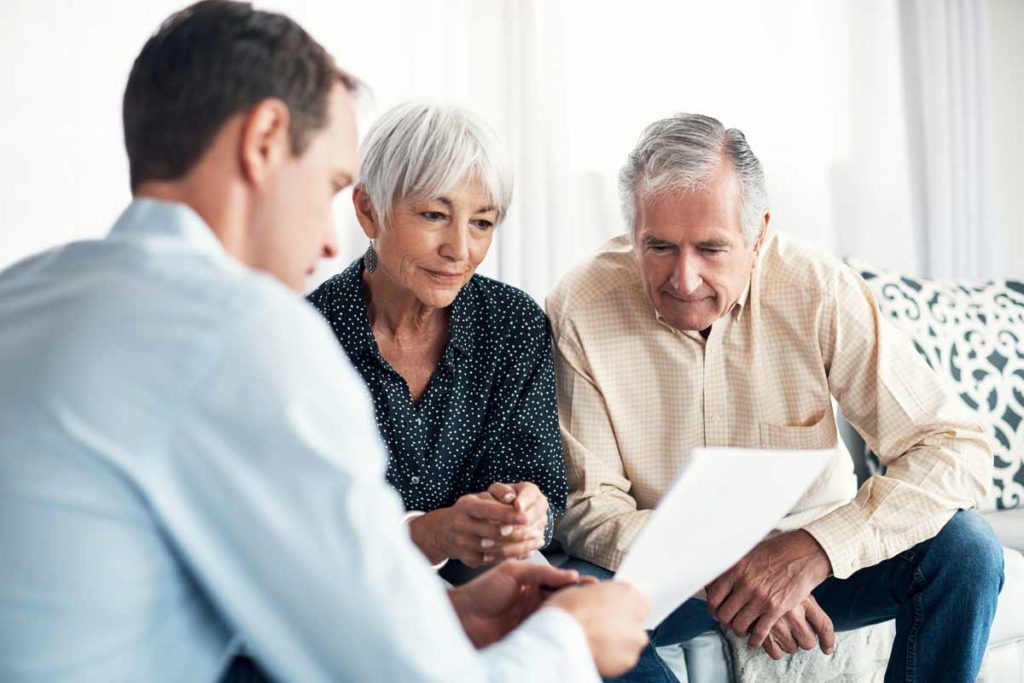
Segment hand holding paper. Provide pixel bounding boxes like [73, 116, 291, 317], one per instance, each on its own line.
[616, 448, 833, 629]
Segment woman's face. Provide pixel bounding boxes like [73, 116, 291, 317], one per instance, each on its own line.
[361, 175, 499, 308]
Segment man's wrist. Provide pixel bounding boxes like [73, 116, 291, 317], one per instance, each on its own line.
[797, 529, 833, 582]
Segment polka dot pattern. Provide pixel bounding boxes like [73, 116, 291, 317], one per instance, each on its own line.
[307, 259, 567, 543]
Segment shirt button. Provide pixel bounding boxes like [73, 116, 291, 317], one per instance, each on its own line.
[711, 414, 720, 423]
[411, 476, 420, 484]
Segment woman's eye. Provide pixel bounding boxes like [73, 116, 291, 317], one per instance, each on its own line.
[472, 219, 494, 230]
[421, 211, 447, 221]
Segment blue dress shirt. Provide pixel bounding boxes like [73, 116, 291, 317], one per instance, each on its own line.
[0, 199, 598, 682]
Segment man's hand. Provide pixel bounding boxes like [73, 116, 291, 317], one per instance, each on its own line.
[547, 580, 651, 678]
[449, 561, 591, 647]
[705, 529, 832, 651]
[487, 482, 549, 559]
[759, 596, 835, 660]
[408, 493, 531, 567]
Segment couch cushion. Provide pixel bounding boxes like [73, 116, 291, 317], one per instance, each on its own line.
[846, 260, 1024, 512]
[984, 509, 1024, 551]
[990, 548, 1024, 647]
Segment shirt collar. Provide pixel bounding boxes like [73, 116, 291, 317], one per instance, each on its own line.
[733, 278, 751, 317]
[335, 259, 379, 355]
[108, 197, 228, 259]
[447, 281, 477, 356]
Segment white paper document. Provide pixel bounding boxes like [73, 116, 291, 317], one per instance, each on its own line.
[616, 448, 833, 628]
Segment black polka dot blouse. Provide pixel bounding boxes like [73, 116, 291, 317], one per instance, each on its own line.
[307, 259, 568, 544]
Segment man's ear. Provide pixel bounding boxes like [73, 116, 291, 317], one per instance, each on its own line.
[352, 185, 381, 239]
[753, 211, 770, 255]
[239, 98, 292, 188]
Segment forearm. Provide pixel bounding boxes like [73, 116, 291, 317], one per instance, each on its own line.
[803, 440, 986, 579]
[557, 498, 651, 571]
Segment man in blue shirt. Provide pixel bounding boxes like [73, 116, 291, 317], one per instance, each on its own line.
[0, 2, 649, 681]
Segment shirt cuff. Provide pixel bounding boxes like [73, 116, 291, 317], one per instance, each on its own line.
[803, 501, 959, 580]
[484, 606, 600, 683]
[402, 510, 449, 571]
[801, 503, 873, 579]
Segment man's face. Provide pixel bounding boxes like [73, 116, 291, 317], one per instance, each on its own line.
[251, 84, 358, 292]
[634, 163, 763, 332]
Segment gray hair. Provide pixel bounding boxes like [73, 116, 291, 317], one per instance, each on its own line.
[358, 100, 513, 228]
[619, 113, 769, 244]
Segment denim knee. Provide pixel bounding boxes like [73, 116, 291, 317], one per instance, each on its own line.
[560, 556, 616, 581]
[928, 510, 1005, 595]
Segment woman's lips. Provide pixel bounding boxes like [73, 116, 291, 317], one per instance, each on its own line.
[424, 268, 466, 282]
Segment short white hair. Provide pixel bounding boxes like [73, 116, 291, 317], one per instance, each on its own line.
[619, 113, 769, 244]
[358, 100, 513, 228]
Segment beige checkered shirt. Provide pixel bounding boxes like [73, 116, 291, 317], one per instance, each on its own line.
[547, 232, 992, 579]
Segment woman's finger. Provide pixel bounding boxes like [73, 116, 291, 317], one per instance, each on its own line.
[487, 482, 517, 504]
[459, 494, 528, 525]
[491, 537, 544, 560]
[510, 482, 542, 513]
[452, 516, 506, 544]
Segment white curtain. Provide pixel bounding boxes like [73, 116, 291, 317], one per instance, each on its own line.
[899, 0, 1000, 279]
[6, 0, 995, 293]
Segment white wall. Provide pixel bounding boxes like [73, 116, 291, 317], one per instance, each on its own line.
[989, 0, 1024, 279]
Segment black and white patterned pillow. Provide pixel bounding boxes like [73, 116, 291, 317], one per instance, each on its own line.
[845, 259, 1024, 512]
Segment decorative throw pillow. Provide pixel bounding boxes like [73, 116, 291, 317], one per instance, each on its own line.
[845, 259, 1024, 512]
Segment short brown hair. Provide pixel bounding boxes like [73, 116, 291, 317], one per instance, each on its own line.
[123, 0, 358, 189]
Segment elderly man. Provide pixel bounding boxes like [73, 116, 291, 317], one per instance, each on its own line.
[548, 113, 1005, 682]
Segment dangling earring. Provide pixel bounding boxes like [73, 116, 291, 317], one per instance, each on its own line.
[363, 239, 378, 273]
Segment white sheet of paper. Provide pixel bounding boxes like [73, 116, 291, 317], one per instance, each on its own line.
[616, 447, 834, 628]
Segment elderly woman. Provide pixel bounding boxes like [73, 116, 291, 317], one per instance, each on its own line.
[307, 102, 566, 573]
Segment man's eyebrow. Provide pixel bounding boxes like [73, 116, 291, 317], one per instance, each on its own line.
[641, 235, 675, 246]
[697, 238, 731, 248]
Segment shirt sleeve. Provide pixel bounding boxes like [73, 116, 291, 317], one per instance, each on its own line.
[470, 312, 568, 546]
[142, 295, 598, 683]
[550, 317, 652, 571]
[803, 265, 993, 579]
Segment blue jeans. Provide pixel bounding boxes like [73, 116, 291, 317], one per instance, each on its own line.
[563, 510, 1005, 683]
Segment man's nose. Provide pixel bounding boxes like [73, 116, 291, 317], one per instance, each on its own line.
[671, 253, 702, 294]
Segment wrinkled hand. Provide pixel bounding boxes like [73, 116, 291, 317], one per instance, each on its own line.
[705, 530, 832, 651]
[486, 482, 549, 559]
[449, 561, 591, 647]
[409, 492, 532, 567]
[759, 596, 835, 660]
[548, 580, 651, 678]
